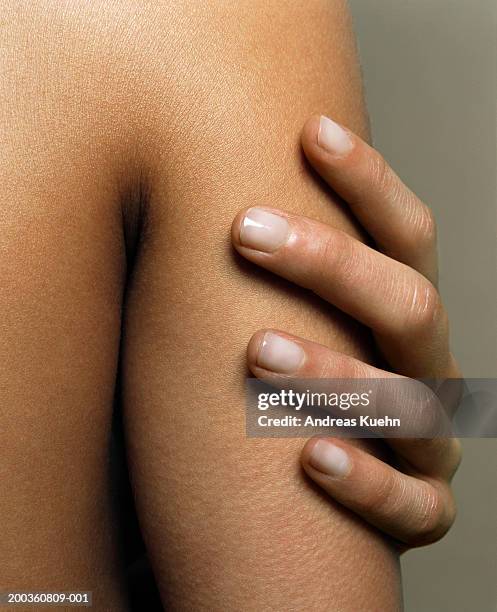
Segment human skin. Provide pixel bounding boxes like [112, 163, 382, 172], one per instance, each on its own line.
[233, 116, 461, 550]
[121, 3, 404, 610]
[0, 1, 404, 610]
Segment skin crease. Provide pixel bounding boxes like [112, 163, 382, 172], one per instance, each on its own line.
[1, 1, 401, 611]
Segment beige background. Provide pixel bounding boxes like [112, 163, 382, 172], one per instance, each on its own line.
[348, 1, 497, 610]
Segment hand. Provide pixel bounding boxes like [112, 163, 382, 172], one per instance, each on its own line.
[231, 115, 461, 549]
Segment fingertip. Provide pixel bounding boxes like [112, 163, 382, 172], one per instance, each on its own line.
[302, 114, 358, 172]
[246, 329, 267, 372]
[300, 115, 322, 156]
[231, 206, 252, 249]
[247, 329, 307, 376]
[301, 437, 352, 479]
[300, 435, 323, 467]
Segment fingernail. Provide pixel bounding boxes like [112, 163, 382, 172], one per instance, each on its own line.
[318, 116, 353, 157]
[239, 208, 289, 253]
[257, 332, 305, 373]
[309, 439, 351, 477]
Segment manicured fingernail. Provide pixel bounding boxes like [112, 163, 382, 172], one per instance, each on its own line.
[257, 332, 305, 373]
[239, 208, 289, 253]
[309, 439, 351, 477]
[318, 116, 353, 157]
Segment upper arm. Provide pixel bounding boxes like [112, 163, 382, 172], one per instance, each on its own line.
[121, 1, 401, 610]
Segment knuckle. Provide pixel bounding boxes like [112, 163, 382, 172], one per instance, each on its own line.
[402, 203, 437, 254]
[409, 486, 454, 546]
[369, 151, 437, 256]
[364, 469, 399, 517]
[406, 392, 446, 438]
[318, 353, 363, 379]
[315, 229, 357, 286]
[418, 491, 444, 537]
[369, 152, 395, 198]
[414, 204, 438, 248]
[403, 279, 445, 336]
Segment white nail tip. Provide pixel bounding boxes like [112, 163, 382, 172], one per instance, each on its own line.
[257, 332, 305, 374]
[309, 439, 351, 477]
[318, 116, 353, 157]
[239, 208, 289, 252]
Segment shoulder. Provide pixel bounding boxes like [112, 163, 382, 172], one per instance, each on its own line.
[1, 0, 366, 194]
[2, 0, 360, 124]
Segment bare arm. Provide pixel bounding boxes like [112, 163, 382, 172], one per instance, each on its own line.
[122, 1, 401, 609]
[0, 1, 402, 608]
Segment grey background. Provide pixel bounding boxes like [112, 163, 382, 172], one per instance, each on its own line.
[348, 1, 497, 610]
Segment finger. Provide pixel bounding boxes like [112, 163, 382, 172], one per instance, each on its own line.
[247, 329, 462, 479]
[301, 436, 457, 547]
[301, 115, 438, 284]
[233, 207, 451, 378]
